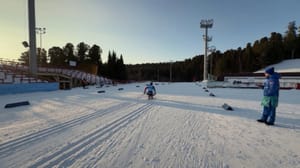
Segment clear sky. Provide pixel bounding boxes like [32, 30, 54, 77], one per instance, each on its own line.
[0, 0, 299, 64]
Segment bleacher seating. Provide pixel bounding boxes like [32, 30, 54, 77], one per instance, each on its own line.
[0, 58, 111, 88]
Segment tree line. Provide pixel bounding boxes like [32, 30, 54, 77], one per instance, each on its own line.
[19, 21, 299, 82]
[19, 42, 127, 80]
[127, 21, 300, 81]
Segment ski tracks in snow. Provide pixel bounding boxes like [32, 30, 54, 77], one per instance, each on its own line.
[198, 115, 229, 168]
[0, 102, 128, 157]
[0, 101, 154, 168]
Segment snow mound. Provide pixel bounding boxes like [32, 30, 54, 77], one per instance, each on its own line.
[256, 59, 300, 73]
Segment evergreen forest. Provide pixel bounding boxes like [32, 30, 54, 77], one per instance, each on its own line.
[18, 21, 300, 82]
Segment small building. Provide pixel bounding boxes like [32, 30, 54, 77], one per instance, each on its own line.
[224, 72, 300, 89]
[223, 59, 300, 89]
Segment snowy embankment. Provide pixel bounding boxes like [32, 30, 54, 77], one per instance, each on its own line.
[255, 59, 300, 73]
[0, 82, 299, 168]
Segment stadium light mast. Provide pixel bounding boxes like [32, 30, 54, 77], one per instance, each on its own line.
[36, 27, 46, 51]
[200, 19, 213, 81]
[36, 27, 46, 60]
[28, 0, 37, 75]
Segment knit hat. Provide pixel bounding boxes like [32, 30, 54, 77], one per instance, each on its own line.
[265, 67, 274, 75]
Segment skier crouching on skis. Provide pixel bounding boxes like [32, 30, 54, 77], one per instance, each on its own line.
[144, 82, 156, 100]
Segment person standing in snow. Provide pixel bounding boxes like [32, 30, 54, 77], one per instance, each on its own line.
[144, 82, 156, 100]
[257, 67, 280, 125]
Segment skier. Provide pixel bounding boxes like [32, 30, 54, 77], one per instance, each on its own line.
[144, 82, 156, 100]
[257, 67, 280, 125]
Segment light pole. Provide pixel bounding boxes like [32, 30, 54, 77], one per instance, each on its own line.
[36, 27, 46, 55]
[157, 69, 160, 82]
[208, 46, 216, 80]
[200, 19, 213, 81]
[169, 60, 173, 82]
[28, 0, 37, 74]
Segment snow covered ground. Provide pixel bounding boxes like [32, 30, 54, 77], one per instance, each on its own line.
[0, 82, 299, 168]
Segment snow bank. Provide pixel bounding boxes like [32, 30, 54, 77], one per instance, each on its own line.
[256, 59, 300, 73]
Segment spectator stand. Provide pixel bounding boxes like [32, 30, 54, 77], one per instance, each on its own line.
[0, 58, 112, 89]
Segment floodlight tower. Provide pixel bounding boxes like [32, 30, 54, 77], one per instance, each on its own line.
[200, 19, 213, 81]
[36, 27, 46, 51]
[36, 27, 46, 60]
[28, 0, 37, 75]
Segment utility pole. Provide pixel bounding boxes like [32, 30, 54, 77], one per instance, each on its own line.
[169, 61, 173, 82]
[209, 46, 216, 80]
[157, 69, 160, 82]
[200, 19, 213, 81]
[28, 0, 37, 75]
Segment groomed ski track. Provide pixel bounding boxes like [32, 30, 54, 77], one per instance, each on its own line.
[0, 83, 299, 168]
[0, 98, 154, 168]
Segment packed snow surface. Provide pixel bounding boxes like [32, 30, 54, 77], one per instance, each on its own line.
[0, 82, 299, 168]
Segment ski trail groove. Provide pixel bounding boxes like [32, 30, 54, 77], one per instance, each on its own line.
[0, 102, 132, 158]
[28, 103, 153, 168]
[87, 105, 155, 168]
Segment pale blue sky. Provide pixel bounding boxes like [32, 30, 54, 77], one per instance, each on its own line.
[0, 0, 299, 64]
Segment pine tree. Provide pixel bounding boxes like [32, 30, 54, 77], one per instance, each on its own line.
[63, 43, 76, 63]
[284, 21, 297, 59]
[77, 42, 90, 63]
[48, 46, 65, 66]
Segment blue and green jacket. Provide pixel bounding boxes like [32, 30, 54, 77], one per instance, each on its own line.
[261, 72, 280, 107]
